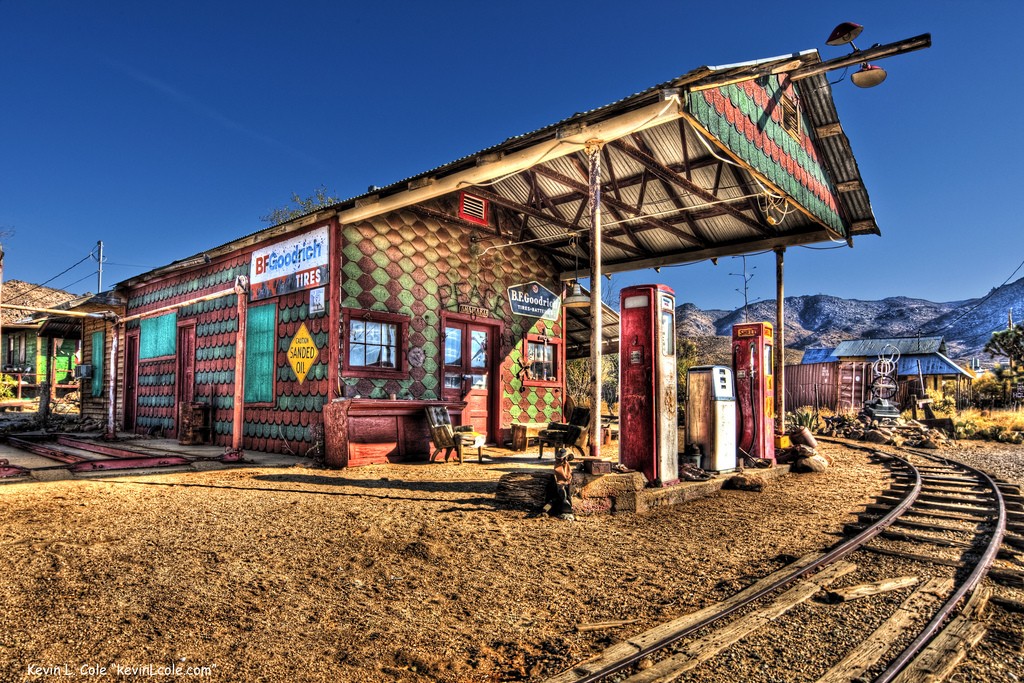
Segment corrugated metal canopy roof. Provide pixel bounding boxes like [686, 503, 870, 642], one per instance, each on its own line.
[116, 47, 920, 366]
[32, 292, 125, 340]
[122, 47, 890, 290]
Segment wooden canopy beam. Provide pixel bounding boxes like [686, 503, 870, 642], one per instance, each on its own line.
[566, 155, 649, 256]
[532, 165, 704, 247]
[630, 133, 713, 246]
[563, 227, 842, 279]
[608, 139, 771, 236]
[465, 186, 648, 258]
[542, 156, 721, 209]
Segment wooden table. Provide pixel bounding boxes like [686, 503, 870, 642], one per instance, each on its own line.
[510, 422, 548, 452]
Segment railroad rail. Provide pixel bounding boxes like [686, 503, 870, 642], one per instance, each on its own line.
[0, 434, 245, 478]
[545, 439, 1008, 683]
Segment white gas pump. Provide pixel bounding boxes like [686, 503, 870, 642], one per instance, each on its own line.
[685, 365, 737, 472]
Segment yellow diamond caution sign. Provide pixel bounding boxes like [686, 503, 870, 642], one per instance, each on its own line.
[287, 323, 319, 383]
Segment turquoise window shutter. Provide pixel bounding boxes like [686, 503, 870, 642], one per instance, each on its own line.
[140, 313, 177, 359]
[244, 305, 275, 403]
[91, 331, 104, 397]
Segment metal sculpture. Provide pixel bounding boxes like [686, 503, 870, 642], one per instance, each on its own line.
[864, 344, 901, 420]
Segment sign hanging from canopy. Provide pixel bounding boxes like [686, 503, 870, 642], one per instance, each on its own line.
[507, 281, 560, 321]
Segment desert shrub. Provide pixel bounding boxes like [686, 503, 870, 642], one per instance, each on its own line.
[0, 374, 14, 400]
[983, 425, 1006, 441]
[786, 406, 819, 432]
[955, 419, 979, 439]
[949, 408, 1024, 442]
[926, 389, 956, 415]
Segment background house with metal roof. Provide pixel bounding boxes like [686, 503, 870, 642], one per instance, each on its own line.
[32, 292, 126, 424]
[830, 336, 973, 391]
[790, 336, 973, 413]
[110, 41, 921, 462]
[0, 281, 80, 401]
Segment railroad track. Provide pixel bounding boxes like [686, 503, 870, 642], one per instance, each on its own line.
[544, 439, 1012, 683]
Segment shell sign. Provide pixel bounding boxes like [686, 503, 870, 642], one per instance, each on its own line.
[287, 323, 319, 383]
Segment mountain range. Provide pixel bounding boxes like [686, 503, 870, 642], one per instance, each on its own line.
[676, 276, 1024, 362]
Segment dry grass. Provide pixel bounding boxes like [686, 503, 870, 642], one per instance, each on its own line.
[958, 408, 1024, 432]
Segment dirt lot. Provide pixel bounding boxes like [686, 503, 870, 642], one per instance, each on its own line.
[0, 440, 1020, 682]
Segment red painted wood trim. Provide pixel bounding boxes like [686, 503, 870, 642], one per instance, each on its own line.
[328, 217, 341, 400]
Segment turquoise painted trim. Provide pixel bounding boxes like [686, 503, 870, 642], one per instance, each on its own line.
[244, 304, 276, 403]
[91, 331, 104, 397]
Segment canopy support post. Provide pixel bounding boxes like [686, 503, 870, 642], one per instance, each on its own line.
[586, 139, 604, 458]
[775, 246, 785, 434]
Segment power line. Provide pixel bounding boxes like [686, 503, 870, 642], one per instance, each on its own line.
[921, 256, 1024, 336]
[18, 250, 96, 305]
[104, 261, 155, 268]
[56, 271, 102, 292]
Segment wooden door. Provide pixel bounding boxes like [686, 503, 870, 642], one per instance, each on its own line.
[442, 320, 493, 440]
[176, 324, 196, 436]
[124, 332, 139, 432]
[838, 361, 868, 414]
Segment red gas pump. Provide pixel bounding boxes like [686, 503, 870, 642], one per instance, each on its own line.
[619, 284, 678, 486]
[732, 322, 775, 463]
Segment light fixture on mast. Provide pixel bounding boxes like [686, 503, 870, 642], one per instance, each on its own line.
[826, 21, 888, 88]
[562, 232, 591, 309]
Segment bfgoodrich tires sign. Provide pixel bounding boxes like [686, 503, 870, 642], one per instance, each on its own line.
[249, 225, 330, 301]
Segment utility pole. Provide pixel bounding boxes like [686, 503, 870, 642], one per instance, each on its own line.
[96, 241, 104, 293]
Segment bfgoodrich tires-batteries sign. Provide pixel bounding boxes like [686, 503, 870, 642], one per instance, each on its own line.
[249, 226, 330, 301]
[507, 281, 560, 321]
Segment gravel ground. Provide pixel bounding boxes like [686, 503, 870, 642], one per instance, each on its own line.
[0, 438, 1021, 682]
[939, 441, 1024, 683]
[943, 441, 1024, 485]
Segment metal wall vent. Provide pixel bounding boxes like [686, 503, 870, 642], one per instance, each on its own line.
[458, 192, 489, 226]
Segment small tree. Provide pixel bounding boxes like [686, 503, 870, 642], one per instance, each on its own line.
[676, 336, 698, 419]
[0, 374, 14, 400]
[676, 337, 698, 387]
[565, 354, 619, 410]
[260, 185, 340, 225]
[974, 371, 1009, 408]
[985, 324, 1024, 371]
[565, 358, 591, 406]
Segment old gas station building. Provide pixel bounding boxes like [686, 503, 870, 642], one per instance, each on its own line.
[99, 42, 923, 465]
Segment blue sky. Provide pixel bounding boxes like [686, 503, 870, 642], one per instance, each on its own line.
[2, 1, 1021, 311]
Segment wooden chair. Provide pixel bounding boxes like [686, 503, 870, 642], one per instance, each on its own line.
[424, 405, 486, 464]
[538, 407, 591, 459]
